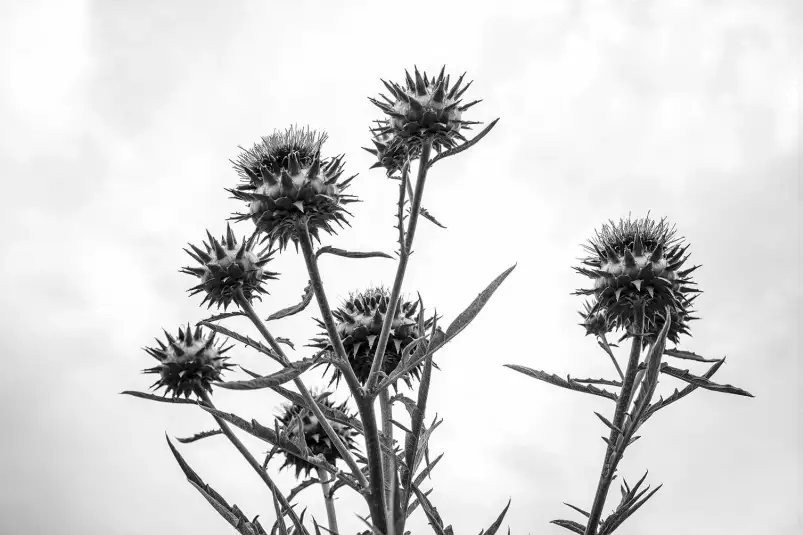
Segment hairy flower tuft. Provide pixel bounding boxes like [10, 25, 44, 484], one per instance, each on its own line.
[574, 215, 701, 345]
[311, 287, 430, 388]
[366, 66, 482, 172]
[275, 391, 359, 479]
[181, 223, 278, 309]
[229, 126, 359, 250]
[143, 324, 234, 398]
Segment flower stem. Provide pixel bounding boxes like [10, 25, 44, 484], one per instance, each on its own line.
[295, 227, 388, 531]
[379, 388, 394, 503]
[199, 391, 305, 532]
[584, 309, 645, 535]
[365, 138, 433, 394]
[316, 466, 339, 535]
[233, 288, 368, 489]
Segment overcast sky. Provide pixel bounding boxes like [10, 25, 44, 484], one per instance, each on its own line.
[0, 1, 799, 534]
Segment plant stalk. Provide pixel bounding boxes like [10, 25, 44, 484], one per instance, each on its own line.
[199, 391, 305, 533]
[365, 138, 433, 393]
[584, 309, 645, 535]
[296, 227, 388, 531]
[379, 388, 394, 504]
[234, 288, 368, 489]
[316, 466, 339, 535]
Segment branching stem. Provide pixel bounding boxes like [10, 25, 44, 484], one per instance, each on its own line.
[234, 288, 368, 490]
[317, 466, 339, 535]
[296, 227, 388, 531]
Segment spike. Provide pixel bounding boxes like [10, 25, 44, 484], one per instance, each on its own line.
[260, 166, 279, 186]
[633, 232, 644, 256]
[447, 72, 466, 99]
[189, 243, 212, 263]
[414, 66, 426, 96]
[225, 224, 236, 249]
[624, 249, 637, 267]
[649, 243, 664, 262]
[404, 69, 415, 90]
[604, 244, 620, 264]
[280, 169, 295, 191]
[288, 152, 301, 175]
[211, 236, 227, 261]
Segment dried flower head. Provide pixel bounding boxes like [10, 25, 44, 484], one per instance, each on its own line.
[311, 287, 429, 388]
[143, 324, 234, 398]
[181, 224, 278, 309]
[275, 391, 358, 479]
[367, 66, 481, 168]
[574, 215, 701, 345]
[229, 126, 358, 250]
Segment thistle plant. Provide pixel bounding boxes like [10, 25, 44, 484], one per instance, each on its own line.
[123, 66, 751, 535]
[507, 215, 753, 535]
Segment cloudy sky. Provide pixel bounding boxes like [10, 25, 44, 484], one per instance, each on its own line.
[0, 1, 799, 534]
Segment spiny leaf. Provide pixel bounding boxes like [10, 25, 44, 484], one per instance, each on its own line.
[267, 282, 313, 321]
[550, 519, 586, 534]
[165, 435, 267, 535]
[563, 502, 591, 518]
[216, 359, 316, 390]
[315, 246, 393, 260]
[177, 429, 223, 444]
[643, 358, 726, 420]
[427, 118, 500, 169]
[413, 453, 444, 488]
[659, 364, 754, 397]
[599, 484, 663, 535]
[198, 311, 246, 323]
[198, 321, 283, 363]
[664, 348, 719, 363]
[503, 365, 618, 402]
[412, 486, 447, 535]
[593, 412, 623, 435]
[120, 390, 202, 405]
[479, 499, 511, 535]
[406, 488, 433, 519]
[443, 264, 516, 343]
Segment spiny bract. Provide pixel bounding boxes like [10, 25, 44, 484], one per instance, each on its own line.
[366, 66, 482, 171]
[229, 126, 358, 250]
[311, 287, 428, 388]
[181, 223, 278, 309]
[275, 391, 358, 479]
[574, 216, 701, 345]
[579, 300, 611, 338]
[143, 324, 234, 398]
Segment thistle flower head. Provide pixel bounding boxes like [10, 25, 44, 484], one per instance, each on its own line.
[275, 390, 358, 479]
[574, 215, 701, 345]
[181, 224, 278, 309]
[143, 324, 234, 398]
[229, 126, 358, 250]
[579, 300, 611, 338]
[311, 287, 430, 388]
[367, 66, 482, 171]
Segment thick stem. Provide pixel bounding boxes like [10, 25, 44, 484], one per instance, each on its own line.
[584, 310, 645, 535]
[317, 466, 339, 535]
[199, 391, 305, 532]
[296, 228, 387, 531]
[379, 389, 394, 503]
[366, 139, 433, 393]
[234, 288, 368, 489]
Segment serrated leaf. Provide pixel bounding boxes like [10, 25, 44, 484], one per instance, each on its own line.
[216, 359, 315, 390]
[479, 499, 511, 535]
[315, 246, 393, 260]
[198, 321, 282, 363]
[643, 358, 726, 420]
[664, 348, 719, 363]
[177, 429, 223, 444]
[599, 484, 662, 535]
[412, 486, 447, 535]
[443, 264, 516, 344]
[659, 364, 753, 397]
[120, 390, 201, 405]
[198, 311, 246, 323]
[503, 365, 618, 402]
[165, 435, 268, 535]
[549, 519, 586, 534]
[427, 118, 500, 169]
[267, 282, 314, 321]
[412, 453, 444, 488]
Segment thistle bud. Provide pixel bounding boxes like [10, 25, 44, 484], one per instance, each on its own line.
[275, 390, 358, 479]
[574, 216, 700, 345]
[229, 126, 358, 250]
[143, 324, 234, 399]
[368, 66, 482, 165]
[311, 288, 430, 388]
[181, 224, 278, 309]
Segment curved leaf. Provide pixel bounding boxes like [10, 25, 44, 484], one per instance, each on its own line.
[504, 365, 618, 402]
[267, 283, 313, 321]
